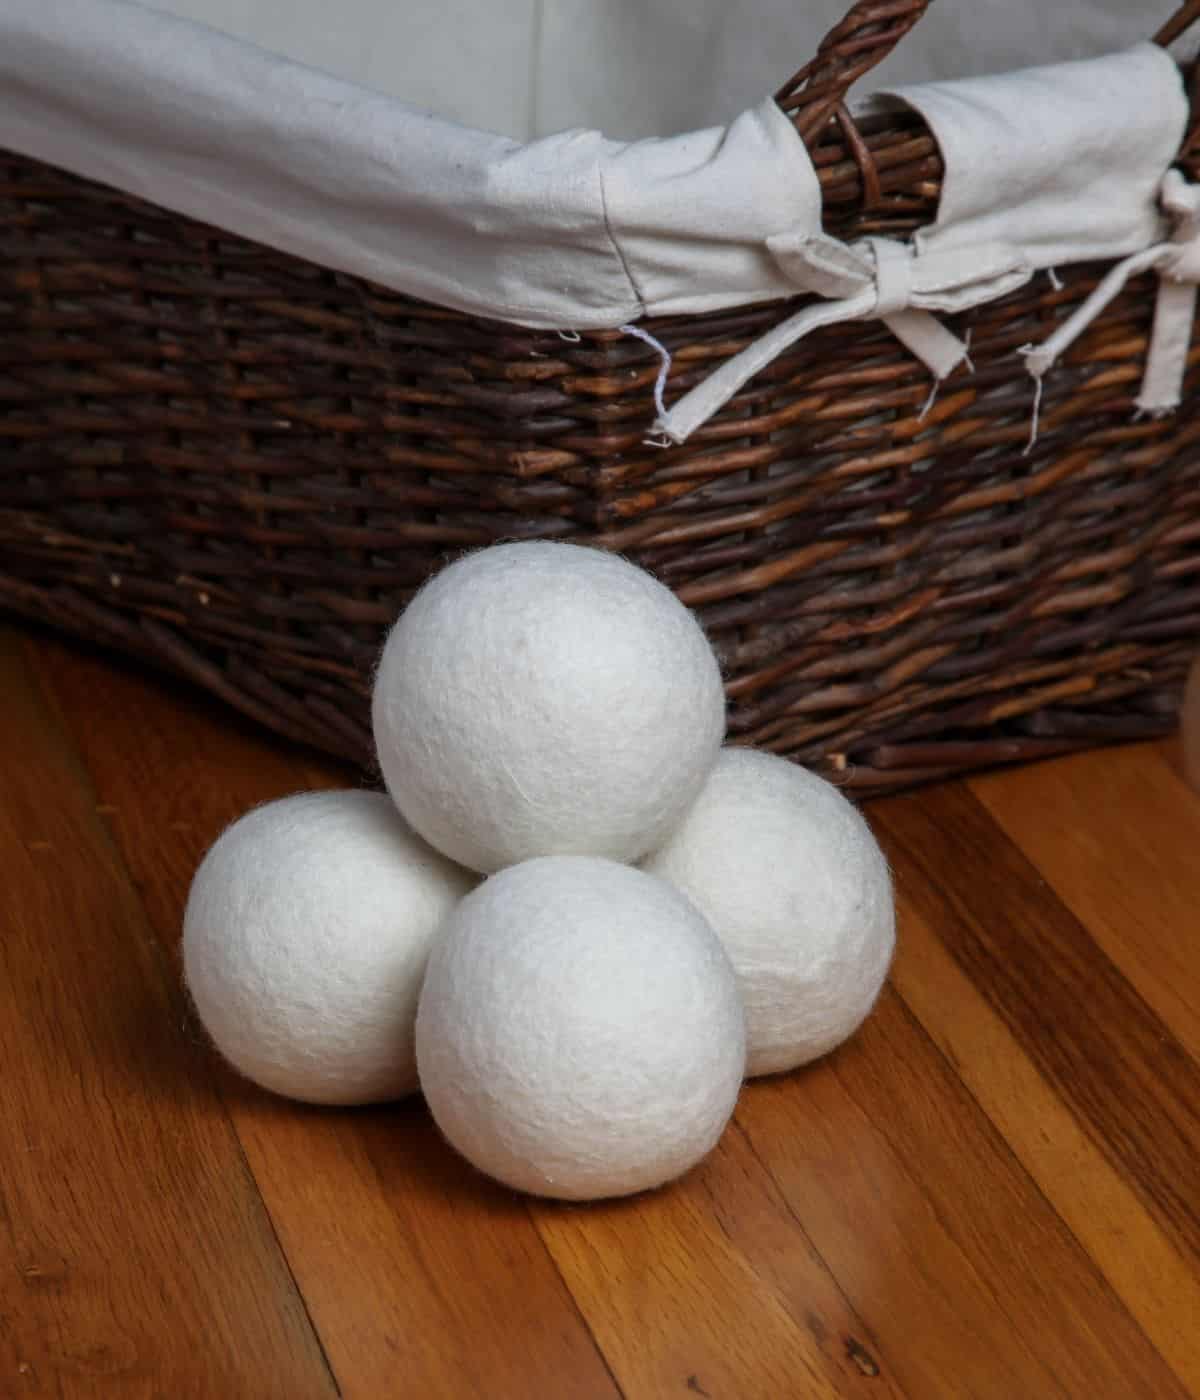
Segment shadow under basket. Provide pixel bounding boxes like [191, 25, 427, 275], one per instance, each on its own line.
[3, 1, 1200, 795]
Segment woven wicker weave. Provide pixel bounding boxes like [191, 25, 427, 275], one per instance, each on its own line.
[3, 0, 1200, 792]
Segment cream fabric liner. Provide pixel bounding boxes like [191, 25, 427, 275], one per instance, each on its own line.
[1, 0, 821, 328]
[150, 0, 1179, 142]
[649, 43, 1191, 440]
[0, 0, 1189, 349]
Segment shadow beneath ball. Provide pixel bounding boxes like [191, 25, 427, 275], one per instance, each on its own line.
[84, 961, 236, 1119]
[210, 1081, 538, 1220]
[353, 1096, 537, 1219]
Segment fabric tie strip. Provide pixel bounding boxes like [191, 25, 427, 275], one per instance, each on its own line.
[644, 169, 1200, 448]
[1022, 169, 1200, 423]
[650, 233, 1032, 445]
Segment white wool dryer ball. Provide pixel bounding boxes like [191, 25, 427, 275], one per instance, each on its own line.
[416, 856, 745, 1201]
[643, 748, 895, 1077]
[371, 541, 726, 874]
[183, 790, 475, 1105]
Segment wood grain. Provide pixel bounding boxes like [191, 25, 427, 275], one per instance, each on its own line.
[0, 629, 335, 1398]
[32, 635, 619, 1400]
[887, 875, 1200, 1392]
[970, 744, 1200, 1062]
[532, 1126, 906, 1400]
[31, 638, 914, 1400]
[10, 628, 1200, 1398]
[874, 783, 1200, 1274]
[735, 984, 1190, 1400]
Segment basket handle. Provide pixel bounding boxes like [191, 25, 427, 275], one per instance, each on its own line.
[1157, 2, 1200, 49]
[780, 0, 1200, 134]
[782, 0, 1200, 230]
[775, 1, 932, 143]
[1157, 3, 1200, 179]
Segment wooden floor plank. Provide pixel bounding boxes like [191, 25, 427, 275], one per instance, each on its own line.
[38, 638, 906, 1398]
[970, 743, 1200, 1062]
[873, 783, 1200, 1276]
[0, 630, 336, 1399]
[734, 983, 1191, 1400]
[21, 629, 1200, 1399]
[32, 636, 621, 1400]
[531, 1119, 909, 1400]
[886, 873, 1200, 1392]
[223, 1089, 623, 1400]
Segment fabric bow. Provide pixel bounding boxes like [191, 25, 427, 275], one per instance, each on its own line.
[1023, 169, 1200, 423]
[650, 232, 1032, 444]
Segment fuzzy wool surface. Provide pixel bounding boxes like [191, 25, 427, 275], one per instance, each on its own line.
[183, 790, 475, 1105]
[371, 541, 726, 874]
[415, 856, 745, 1201]
[643, 749, 895, 1077]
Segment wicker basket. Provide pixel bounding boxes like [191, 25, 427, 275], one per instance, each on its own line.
[3, 0, 1200, 794]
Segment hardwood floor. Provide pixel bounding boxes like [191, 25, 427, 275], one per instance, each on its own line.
[3, 621, 1198, 1399]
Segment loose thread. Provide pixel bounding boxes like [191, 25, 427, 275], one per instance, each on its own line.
[962, 327, 976, 375]
[921, 327, 976, 423]
[1047, 267, 1065, 292]
[557, 328, 581, 343]
[1025, 372, 1044, 455]
[619, 323, 673, 423]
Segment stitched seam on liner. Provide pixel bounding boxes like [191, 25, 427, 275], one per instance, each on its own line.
[598, 159, 648, 319]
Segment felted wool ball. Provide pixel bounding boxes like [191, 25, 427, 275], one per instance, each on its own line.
[183, 790, 475, 1105]
[643, 748, 894, 1077]
[415, 856, 745, 1201]
[371, 541, 726, 874]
